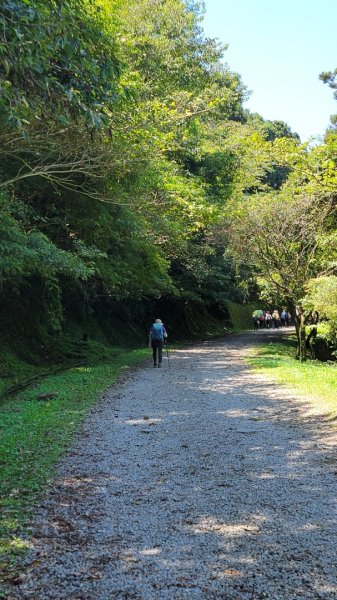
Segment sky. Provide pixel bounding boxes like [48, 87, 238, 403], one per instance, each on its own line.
[202, 0, 337, 141]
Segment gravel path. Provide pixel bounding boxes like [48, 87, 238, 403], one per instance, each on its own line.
[4, 331, 337, 600]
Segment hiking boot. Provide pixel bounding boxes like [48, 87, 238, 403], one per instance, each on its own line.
[158, 363, 162, 368]
[153, 362, 157, 368]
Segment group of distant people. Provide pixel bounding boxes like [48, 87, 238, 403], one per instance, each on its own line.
[252, 309, 291, 331]
[149, 309, 293, 368]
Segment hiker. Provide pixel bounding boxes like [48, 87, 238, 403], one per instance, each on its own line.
[259, 313, 265, 328]
[252, 309, 263, 330]
[264, 310, 272, 328]
[149, 318, 168, 368]
[272, 309, 280, 329]
[281, 309, 288, 326]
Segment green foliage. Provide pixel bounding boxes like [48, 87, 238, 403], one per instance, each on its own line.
[0, 200, 96, 283]
[228, 191, 329, 304]
[226, 301, 260, 331]
[319, 68, 337, 127]
[246, 113, 300, 142]
[0, 348, 47, 396]
[0, 0, 314, 369]
[0, 0, 122, 130]
[303, 276, 337, 343]
[6, 0, 337, 577]
[304, 276, 337, 322]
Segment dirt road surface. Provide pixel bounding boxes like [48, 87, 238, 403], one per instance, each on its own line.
[3, 331, 337, 600]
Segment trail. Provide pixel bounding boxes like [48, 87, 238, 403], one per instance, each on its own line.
[4, 331, 337, 600]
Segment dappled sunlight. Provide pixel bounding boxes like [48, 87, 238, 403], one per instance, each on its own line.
[0, 535, 31, 556]
[317, 583, 337, 595]
[101, 501, 337, 595]
[10, 537, 31, 551]
[190, 515, 263, 537]
[124, 418, 162, 426]
[140, 547, 162, 556]
[217, 409, 252, 418]
[297, 522, 322, 532]
[254, 471, 277, 480]
[198, 359, 232, 368]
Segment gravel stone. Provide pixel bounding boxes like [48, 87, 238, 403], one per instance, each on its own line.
[2, 330, 337, 599]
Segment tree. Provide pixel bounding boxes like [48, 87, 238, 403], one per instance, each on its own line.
[320, 68, 337, 128]
[304, 276, 337, 341]
[227, 190, 334, 360]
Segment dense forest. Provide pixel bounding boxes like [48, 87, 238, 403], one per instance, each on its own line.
[1, 0, 337, 371]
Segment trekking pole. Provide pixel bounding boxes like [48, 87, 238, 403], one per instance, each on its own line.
[165, 342, 170, 368]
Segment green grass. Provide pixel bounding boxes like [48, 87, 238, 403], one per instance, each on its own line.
[0, 345, 148, 582]
[0, 336, 129, 398]
[245, 337, 337, 418]
[226, 301, 259, 332]
[0, 348, 49, 397]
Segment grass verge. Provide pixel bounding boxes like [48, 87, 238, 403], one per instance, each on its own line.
[0, 344, 148, 584]
[245, 336, 337, 419]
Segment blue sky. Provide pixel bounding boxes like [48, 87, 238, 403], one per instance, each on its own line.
[202, 0, 337, 141]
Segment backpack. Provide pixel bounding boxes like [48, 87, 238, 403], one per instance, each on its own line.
[151, 323, 164, 341]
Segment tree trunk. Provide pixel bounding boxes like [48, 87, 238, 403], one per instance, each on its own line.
[306, 326, 317, 359]
[293, 307, 306, 362]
